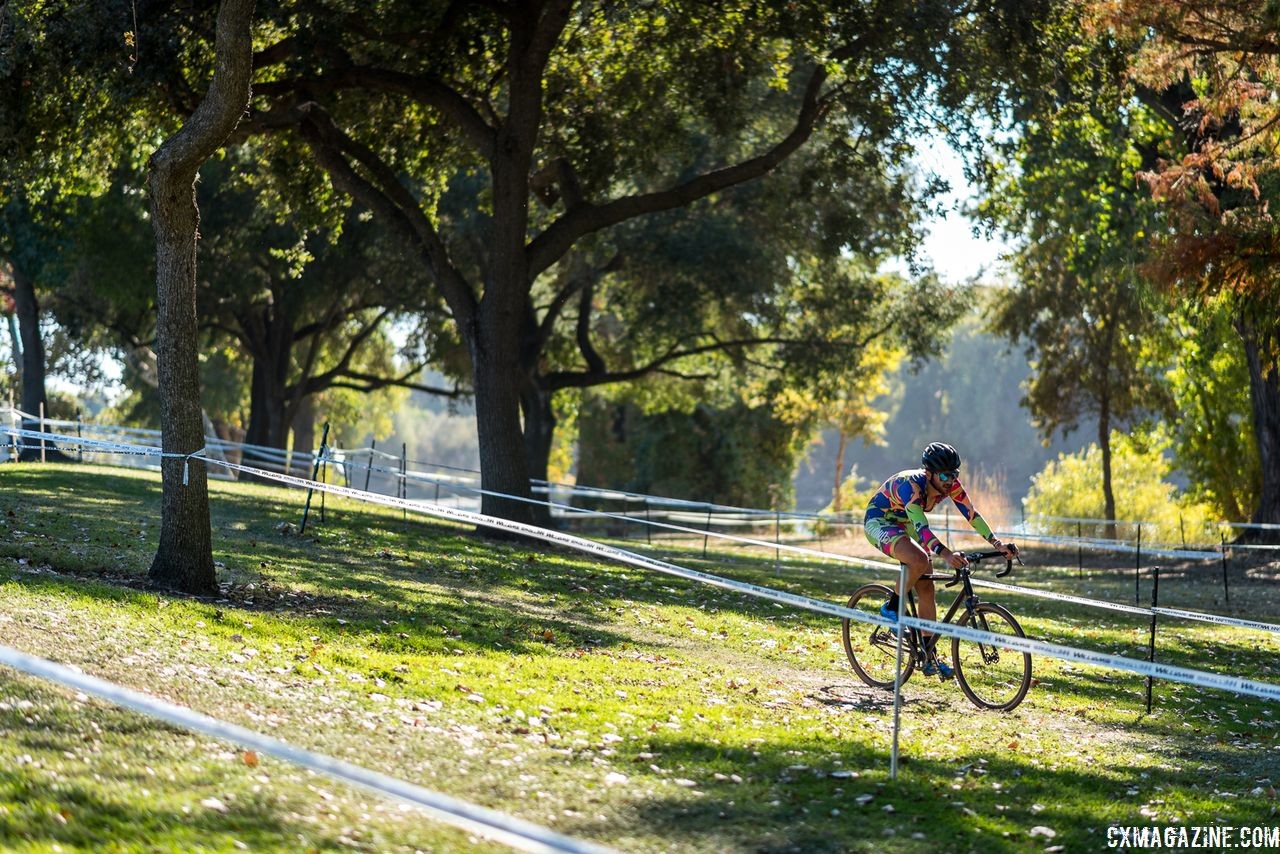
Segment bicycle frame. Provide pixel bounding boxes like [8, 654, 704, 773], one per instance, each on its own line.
[897, 551, 1013, 662]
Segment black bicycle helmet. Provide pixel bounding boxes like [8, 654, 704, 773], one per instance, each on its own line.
[921, 442, 961, 473]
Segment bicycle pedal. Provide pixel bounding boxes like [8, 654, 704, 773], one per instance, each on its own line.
[921, 660, 954, 680]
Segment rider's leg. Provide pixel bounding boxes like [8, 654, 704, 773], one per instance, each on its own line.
[891, 537, 937, 638]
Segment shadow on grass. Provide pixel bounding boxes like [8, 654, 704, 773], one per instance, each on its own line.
[6, 466, 1275, 712]
[812, 683, 952, 714]
[562, 731, 1273, 853]
[0, 465, 1014, 643]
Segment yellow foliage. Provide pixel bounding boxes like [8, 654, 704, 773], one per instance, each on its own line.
[1025, 430, 1222, 546]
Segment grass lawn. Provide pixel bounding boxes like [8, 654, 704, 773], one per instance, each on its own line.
[0, 462, 1277, 852]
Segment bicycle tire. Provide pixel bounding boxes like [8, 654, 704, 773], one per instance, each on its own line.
[842, 583, 915, 690]
[951, 602, 1032, 711]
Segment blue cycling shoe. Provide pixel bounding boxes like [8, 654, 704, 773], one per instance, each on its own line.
[922, 658, 955, 680]
[878, 602, 899, 635]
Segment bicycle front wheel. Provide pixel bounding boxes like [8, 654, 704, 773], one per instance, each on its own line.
[952, 603, 1032, 711]
[842, 583, 915, 690]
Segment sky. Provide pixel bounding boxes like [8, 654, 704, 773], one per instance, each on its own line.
[905, 136, 1013, 285]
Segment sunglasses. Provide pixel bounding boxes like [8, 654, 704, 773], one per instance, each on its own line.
[936, 470, 959, 483]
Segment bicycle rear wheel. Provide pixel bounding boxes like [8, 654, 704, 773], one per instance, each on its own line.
[951, 603, 1032, 711]
[842, 584, 915, 690]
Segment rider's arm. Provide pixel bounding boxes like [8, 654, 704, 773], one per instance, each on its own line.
[949, 481, 1015, 554]
[903, 501, 946, 555]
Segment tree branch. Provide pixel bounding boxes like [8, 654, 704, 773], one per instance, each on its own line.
[254, 67, 496, 157]
[147, 0, 256, 181]
[525, 0, 573, 81]
[337, 67, 496, 157]
[299, 307, 392, 395]
[1166, 32, 1280, 56]
[203, 319, 253, 350]
[292, 293, 347, 399]
[526, 65, 833, 278]
[323, 369, 472, 398]
[537, 251, 621, 347]
[291, 300, 374, 342]
[529, 156, 586, 210]
[542, 335, 811, 391]
[574, 274, 605, 375]
[298, 108, 478, 326]
[252, 37, 295, 69]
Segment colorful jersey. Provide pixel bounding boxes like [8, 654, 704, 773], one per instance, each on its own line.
[864, 469, 994, 555]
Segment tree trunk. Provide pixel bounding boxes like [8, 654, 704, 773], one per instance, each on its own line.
[242, 337, 292, 479]
[10, 259, 70, 462]
[471, 320, 535, 526]
[1238, 314, 1280, 541]
[145, 0, 256, 594]
[470, 37, 541, 528]
[291, 393, 316, 476]
[832, 431, 848, 514]
[521, 384, 556, 527]
[1099, 392, 1117, 541]
[244, 356, 271, 445]
[149, 166, 219, 592]
[11, 260, 47, 432]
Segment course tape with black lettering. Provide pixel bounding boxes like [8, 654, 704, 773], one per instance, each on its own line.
[1151, 607, 1280, 634]
[970, 580, 1280, 635]
[391, 471, 1280, 635]
[7, 428, 1280, 697]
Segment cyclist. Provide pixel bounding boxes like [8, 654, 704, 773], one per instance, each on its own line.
[863, 442, 1017, 679]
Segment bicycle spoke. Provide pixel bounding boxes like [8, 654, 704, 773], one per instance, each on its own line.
[952, 604, 1031, 711]
[842, 584, 915, 690]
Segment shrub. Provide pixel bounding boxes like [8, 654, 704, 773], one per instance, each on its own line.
[1024, 430, 1222, 546]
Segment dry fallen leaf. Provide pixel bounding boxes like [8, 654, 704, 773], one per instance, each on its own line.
[201, 797, 229, 813]
[242, 750, 259, 768]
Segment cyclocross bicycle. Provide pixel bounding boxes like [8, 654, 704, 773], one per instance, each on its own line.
[841, 549, 1033, 711]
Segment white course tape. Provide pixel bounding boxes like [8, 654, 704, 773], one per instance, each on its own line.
[1152, 607, 1280, 635]
[964, 568, 1280, 635]
[2, 428, 196, 469]
[0, 430, 1250, 604]
[1223, 521, 1280, 531]
[40, 432, 1280, 699]
[1028, 513, 1145, 527]
[1011, 530, 1218, 560]
[0, 429, 1263, 633]
[969, 578, 1154, 617]
[426, 474, 1260, 645]
[0, 646, 613, 853]
[898, 615, 1280, 701]
[1219, 542, 1280, 552]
